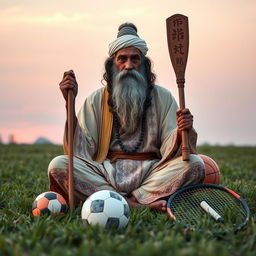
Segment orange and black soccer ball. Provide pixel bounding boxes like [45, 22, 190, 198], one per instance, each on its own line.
[32, 191, 68, 216]
[200, 154, 221, 185]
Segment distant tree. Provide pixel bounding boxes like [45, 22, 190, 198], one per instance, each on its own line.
[0, 134, 3, 144]
[8, 134, 16, 144]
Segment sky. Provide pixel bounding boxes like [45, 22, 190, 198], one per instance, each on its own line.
[0, 0, 255, 145]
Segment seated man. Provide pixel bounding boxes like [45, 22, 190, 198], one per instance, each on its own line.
[48, 22, 205, 211]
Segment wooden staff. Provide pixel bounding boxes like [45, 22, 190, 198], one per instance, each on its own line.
[67, 89, 74, 211]
[166, 14, 190, 161]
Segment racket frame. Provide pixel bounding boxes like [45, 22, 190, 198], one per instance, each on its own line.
[167, 184, 250, 233]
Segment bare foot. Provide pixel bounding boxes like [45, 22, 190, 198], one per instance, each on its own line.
[148, 200, 167, 212]
[125, 196, 167, 212]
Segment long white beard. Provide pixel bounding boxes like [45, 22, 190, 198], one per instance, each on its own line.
[112, 67, 148, 134]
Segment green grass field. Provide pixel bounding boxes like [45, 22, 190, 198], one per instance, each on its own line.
[0, 144, 255, 256]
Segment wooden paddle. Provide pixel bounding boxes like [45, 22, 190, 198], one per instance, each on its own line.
[67, 89, 74, 211]
[166, 14, 190, 161]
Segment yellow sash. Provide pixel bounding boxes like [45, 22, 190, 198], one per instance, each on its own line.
[93, 87, 113, 163]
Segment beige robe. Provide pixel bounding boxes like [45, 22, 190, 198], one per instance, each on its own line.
[65, 85, 197, 160]
[49, 85, 204, 204]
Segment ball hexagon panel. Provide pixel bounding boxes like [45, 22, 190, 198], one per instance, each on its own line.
[121, 196, 128, 204]
[37, 197, 49, 210]
[48, 199, 62, 213]
[32, 200, 37, 210]
[88, 212, 108, 226]
[104, 197, 124, 217]
[89, 190, 111, 201]
[57, 194, 66, 204]
[81, 199, 92, 219]
[35, 192, 46, 201]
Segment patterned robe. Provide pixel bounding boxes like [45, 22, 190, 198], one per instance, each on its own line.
[48, 85, 205, 204]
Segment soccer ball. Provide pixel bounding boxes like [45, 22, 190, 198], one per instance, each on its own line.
[81, 190, 130, 229]
[32, 191, 68, 216]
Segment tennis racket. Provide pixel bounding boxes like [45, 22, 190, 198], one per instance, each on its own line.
[167, 184, 250, 233]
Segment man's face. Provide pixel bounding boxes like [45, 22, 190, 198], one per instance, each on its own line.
[114, 47, 142, 72]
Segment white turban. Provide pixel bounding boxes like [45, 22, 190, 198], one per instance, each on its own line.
[108, 23, 148, 56]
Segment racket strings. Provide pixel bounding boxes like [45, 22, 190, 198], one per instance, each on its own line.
[169, 187, 246, 228]
[204, 189, 246, 220]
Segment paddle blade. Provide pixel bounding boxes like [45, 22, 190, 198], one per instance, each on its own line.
[166, 14, 189, 84]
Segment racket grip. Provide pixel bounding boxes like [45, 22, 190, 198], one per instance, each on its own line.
[200, 201, 224, 223]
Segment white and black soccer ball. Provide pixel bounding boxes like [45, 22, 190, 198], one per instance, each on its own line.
[81, 190, 130, 229]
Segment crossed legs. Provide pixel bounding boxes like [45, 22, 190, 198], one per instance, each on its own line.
[48, 154, 205, 211]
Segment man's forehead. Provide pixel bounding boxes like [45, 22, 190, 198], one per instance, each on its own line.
[115, 47, 141, 56]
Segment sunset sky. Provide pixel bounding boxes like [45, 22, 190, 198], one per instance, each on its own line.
[1, 0, 255, 145]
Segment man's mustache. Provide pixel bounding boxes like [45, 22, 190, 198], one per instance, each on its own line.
[115, 70, 141, 82]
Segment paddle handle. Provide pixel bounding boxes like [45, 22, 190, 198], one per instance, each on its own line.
[178, 86, 190, 161]
[67, 89, 74, 211]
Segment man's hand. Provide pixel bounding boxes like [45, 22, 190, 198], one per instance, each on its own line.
[176, 108, 193, 132]
[59, 70, 78, 101]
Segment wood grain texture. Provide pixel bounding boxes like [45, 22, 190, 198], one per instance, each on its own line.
[166, 14, 190, 161]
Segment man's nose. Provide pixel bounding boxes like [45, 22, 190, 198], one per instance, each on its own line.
[124, 59, 134, 70]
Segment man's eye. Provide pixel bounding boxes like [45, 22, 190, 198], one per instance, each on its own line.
[118, 56, 126, 61]
[131, 55, 141, 62]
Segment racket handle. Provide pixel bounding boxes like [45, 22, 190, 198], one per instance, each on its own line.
[200, 201, 224, 223]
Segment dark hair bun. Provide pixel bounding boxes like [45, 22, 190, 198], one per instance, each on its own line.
[117, 22, 138, 37]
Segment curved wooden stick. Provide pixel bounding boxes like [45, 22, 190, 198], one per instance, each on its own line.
[166, 14, 190, 161]
[67, 89, 74, 211]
